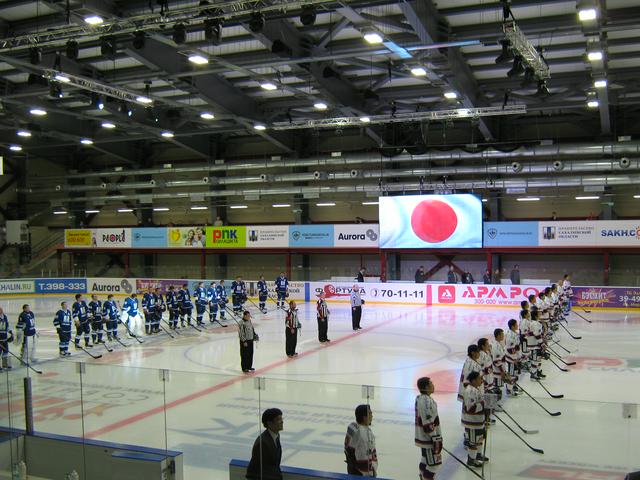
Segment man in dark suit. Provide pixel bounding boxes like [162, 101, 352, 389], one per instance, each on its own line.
[356, 267, 366, 283]
[246, 408, 284, 480]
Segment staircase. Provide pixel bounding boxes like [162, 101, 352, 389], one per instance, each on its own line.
[21, 230, 65, 275]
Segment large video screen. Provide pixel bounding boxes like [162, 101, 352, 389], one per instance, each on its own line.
[379, 194, 482, 249]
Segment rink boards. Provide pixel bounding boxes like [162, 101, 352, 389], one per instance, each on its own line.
[0, 277, 638, 310]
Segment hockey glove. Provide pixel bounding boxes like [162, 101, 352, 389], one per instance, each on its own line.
[432, 435, 443, 455]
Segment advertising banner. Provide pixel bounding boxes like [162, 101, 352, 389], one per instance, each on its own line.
[483, 221, 539, 247]
[426, 283, 544, 307]
[573, 286, 640, 309]
[87, 278, 136, 295]
[206, 226, 247, 248]
[538, 221, 597, 246]
[136, 278, 184, 292]
[0, 280, 34, 294]
[333, 224, 379, 248]
[93, 228, 132, 248]
[379, 194, 482, 249]
[308, 281, 427, 305]
[35, 278, 87, 294]
[64, 229, 93, 248]
[246, 225, 289, 248]
[288, 225, 334, 247]
[594, 221, 640, 246]
[132, 228, 167, 248]
[167, 226, 207, 248]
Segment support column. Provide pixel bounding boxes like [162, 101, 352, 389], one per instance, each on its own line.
[286, 253, 292, 279]
[486, 252, 492, 277]
[123, 252, 130, 277]
[394, 254, 401, 281]
[380, 251, 387, 282]
[603, 251, 610, 286]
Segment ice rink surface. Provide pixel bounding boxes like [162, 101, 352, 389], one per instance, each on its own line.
[1, 295, 639, 479]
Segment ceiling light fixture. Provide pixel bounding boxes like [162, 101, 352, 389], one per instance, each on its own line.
[575, 196, 600, 200]
[516, 197, 540, 202]
[101, 122, 116, 129]
[190, 206, 208, 210]
[362, 201, 379, 205]
[188, 54, 209, 65]
[482, 199, 488, 203]
[594, 79, 607, 88]
[17, 130, 31, 137]
[29, 108, 47, 116]
[53, 209, 67, 215]
[136, 96, 153, 104]
[314, 102, 328, 110]
[80, 138, 94, 145]
[316, 202, 336, 207]
[260, 82, 278, 91]
[300, 5, 317, 26]
[54, 73, 71, 83]
[84, 15, 104, 25]
[229, 205, 248, 209]
[360, 116, 371, 123]
[578, 8, 597, 21]
[272, 203, 291, 208]
[363, 32, 383, 44]
[634, 195, 640, 199]
[161, 131, 175, 138]
[587, 99, 599, 108]
[411, 67, 427, 76]
[444, 91, 458, 99]
[9, 145, 22, 152]
[587, 50, 603, 61]
[117, 208, 133, 213]
[153, 207, 170, 212]
[85, 209, 100, 214]
[254, 124, 266, 131]
[200, 112, 215, 120]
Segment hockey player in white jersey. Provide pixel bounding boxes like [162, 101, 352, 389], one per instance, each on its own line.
[415, 377, 443, 480]
[490, 328, 509, 400]
[477, 338, 493, 393]
[344, 404, 378, 477]
[458, 345, 482, 401]
[519, 309, 531, 372]
[504, 319, 521, 396]
[461, 371, 488, 468]
[528, 307, 546, 380]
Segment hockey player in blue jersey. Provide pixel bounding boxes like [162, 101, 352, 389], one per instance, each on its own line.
[0, 307, 14, 369]
[72, 294, 92, 348]
[153, 287, 165, 333]
[142, 287, 157, 335]
[103, 295, 119, 340]
[257, 275, 268, 313]
[178, 283, 193, 326]
[54, 301, 73, 356]
[16, 304, 37, 364]
[275, 272, 289, 309]
[231, 276, 247, 315]
[166, 286, 179, 329]
[122, 293, 141, 337]
[206, 282, 218, 323]
[88, 294, 105, 344]
[194, 282, 208, 326]
[216, 280, 228, 322]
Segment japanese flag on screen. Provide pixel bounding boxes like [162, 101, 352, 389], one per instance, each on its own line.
[379, 194, 482, 248]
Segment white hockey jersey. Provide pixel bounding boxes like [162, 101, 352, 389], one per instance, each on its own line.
[415, 394, 442, 447]
[490, 339, 507, 376]
[458, 357, 482, 401]
[505, 329, 521, 363]
[344, 422, 377, 477]
[461, 385, 485, 428]
[528, 319, 543, 347]
[478, 350, 493, 388]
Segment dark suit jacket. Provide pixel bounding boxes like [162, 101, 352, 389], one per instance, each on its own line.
[246, 430, 282, 480]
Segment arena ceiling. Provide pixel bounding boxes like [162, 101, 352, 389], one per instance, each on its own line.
[1, 0, 639, 215]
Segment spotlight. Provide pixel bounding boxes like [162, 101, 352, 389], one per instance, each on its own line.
[410, 67, 427, 76]
[587, 50, 603, 61]
[594, 79, 607, 88]
[101, 122, 116, 129]
[9, 145, 22, 152]
[271, 39, 292, 56]
[249, 12, 265, 33]
[173, 23, 187, 44]
[204, 18, 222, 43]
[29, 46, 42, 65]
[92, 93, 104, 110]
[260, 82, 277, 91]
[30, 107, 47, 116]
[363, 32, 383, 44]
[80, 138, 94, 145]
[66, 40, 79, 60]
[100, 36, 117, 56]
[534, 80, 550, 96]
[578, 8, 597, 21]
[84, 15, 103, 25]
[200, 112, 215, 120]
[133, 31, 145, 49]
[161, 131, 174, 138]
[17, 130, 31, 137]
[521, 67, 536, 87]
[300, 5, 317, 26]
[495, 39, 514, 64]
[507, 56, 525, 77]
[188, 54, 209, 65]
[587, 99, 599, 108]
[254, 124, 266, 131]
[314, 102, 328, 111]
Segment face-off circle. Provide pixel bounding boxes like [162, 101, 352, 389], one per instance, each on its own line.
[410, 199, 458, 243]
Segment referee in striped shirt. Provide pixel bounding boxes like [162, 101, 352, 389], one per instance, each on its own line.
[239, 310, 258, 373]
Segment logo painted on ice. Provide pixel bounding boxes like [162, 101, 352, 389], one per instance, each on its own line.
[438, 286, 456, 303]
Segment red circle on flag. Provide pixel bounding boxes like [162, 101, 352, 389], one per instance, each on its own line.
[411, 199, 458, 243]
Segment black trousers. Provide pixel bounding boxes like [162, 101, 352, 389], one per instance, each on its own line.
[351, 306, 362, 330]
[317, 317, 328, 342]
[285, 328, 297, 356]
[240, 340, 254, 371]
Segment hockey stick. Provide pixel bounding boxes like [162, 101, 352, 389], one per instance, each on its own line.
[441, 447, 485, 480]
[547, 347, 576, 366]
[573, 310, 593, 324]
[535, 379, 564, 399]
[102, 341, 114, 353]
[515, 383, 561, 416]
[247, 297, 269, 314]
[159, 324, 175, 339]
[548, 357, 569, 372]
[557, 321, 582, 340]
[162, 317, 182, 334]
[113, 336, 129, 348]
[493, 414, 544, 454]
[77, 345, 102, 359]
[268, 293, 285, 310]
[500, 408, 539, 434]
[578, 304, 592, 314]
[2, 345, 42, 375]
[550, 340, 573, 354]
